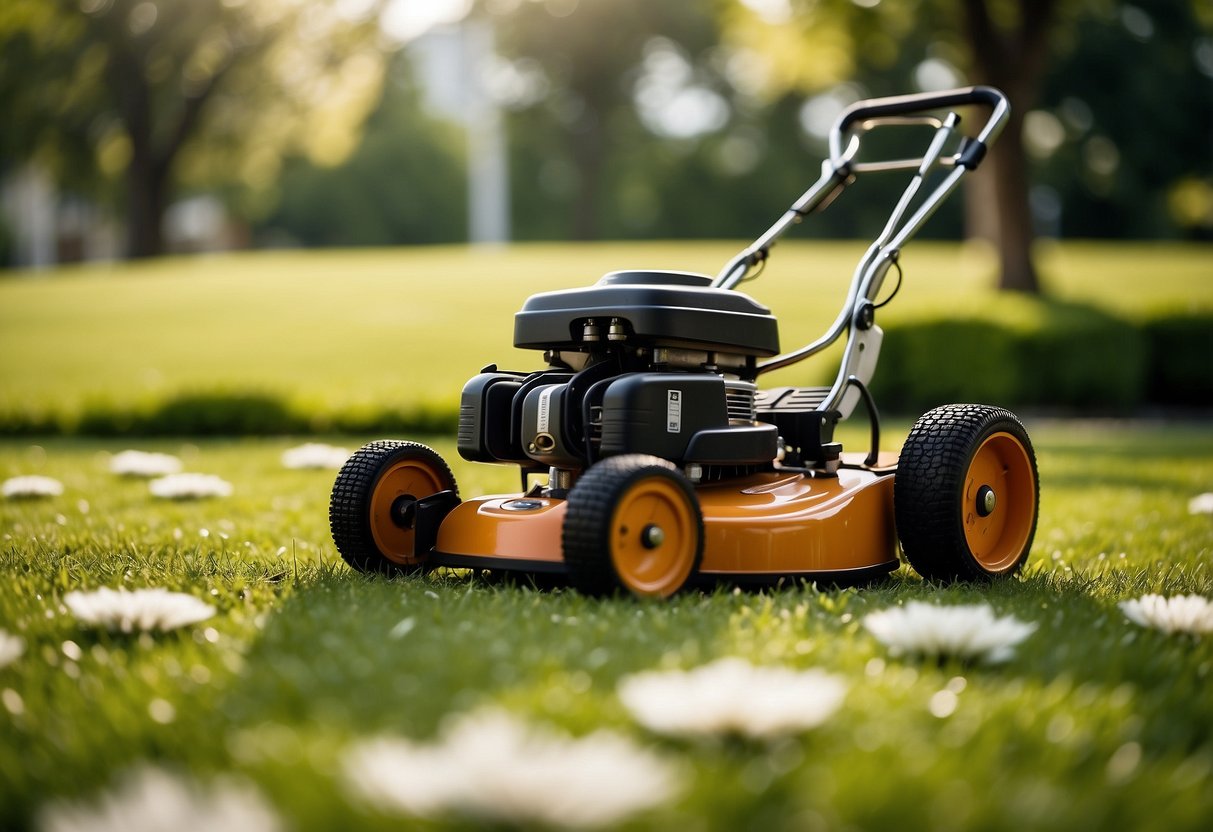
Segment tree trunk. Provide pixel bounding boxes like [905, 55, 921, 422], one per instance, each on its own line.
[99, 7, 229, 260]
[570, 110, 604, 240]
[963, 161, 999, 245]
[985, 106, 1038, 292]
[960, 0, 1055, 294]
[125, 154, 168, 258]
[104, 29, 170, 260]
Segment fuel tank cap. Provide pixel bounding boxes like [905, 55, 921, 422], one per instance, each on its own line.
[501, 499, 545, 511]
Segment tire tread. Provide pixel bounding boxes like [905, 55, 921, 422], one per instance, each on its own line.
[894, 404, 1038, 583]
[329, 440, 457, 575]
[563, 455, 703, 597]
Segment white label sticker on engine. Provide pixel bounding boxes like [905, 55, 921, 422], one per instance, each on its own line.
[667, 389, 682, 433]
[537, 386, 554, 434]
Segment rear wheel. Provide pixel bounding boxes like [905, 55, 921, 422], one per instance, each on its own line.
[895, 404, 1038, 582]
[330, 441, 458, 575]
[563, 455, 703, 598]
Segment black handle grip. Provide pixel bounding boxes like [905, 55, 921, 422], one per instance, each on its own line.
[837, 86, 1005, 133]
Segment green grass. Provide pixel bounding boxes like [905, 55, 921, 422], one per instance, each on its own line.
[2, 241, 1210, 424]
[2, 420, 1212, 830]
[2, 241, 1211, 827]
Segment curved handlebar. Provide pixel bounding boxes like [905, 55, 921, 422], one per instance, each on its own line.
[714, 86, 1010, 292]
[836, 86, 1006, 132]
[829, 85, 1009, 171]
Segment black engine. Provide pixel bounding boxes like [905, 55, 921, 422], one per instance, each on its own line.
[457, 270, 836, 475]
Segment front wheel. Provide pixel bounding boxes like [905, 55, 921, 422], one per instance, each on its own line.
[563, 455, 703, 598]
[330, 441, 459, 575]
[895, 404, 1039, 583]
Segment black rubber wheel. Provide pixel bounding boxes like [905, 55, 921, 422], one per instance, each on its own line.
[895, 404, 1039, 583]
[563, 455, 704, 598]
[330, 440, 458, 575]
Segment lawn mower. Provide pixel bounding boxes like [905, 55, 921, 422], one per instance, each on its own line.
[330, 86, 1040, 597]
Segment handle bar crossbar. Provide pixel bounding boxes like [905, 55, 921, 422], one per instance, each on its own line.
[710, 86, 1010, 417]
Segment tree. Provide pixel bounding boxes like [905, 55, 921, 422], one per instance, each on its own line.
[259, 55, 468, 247]
[487, 0, 722, 240]
[957, 0, 1058, 292]
[1032, 0, 1213, 241]
[0, 0, 385, 258]
[719, 0, 1082, 293]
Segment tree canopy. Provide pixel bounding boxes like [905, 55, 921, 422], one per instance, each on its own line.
[2, 0, 1209, 278]
[0, 0, 385, 257]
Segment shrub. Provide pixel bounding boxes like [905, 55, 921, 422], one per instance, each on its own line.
[0, 407, 68, 437]
[1137, 308, 1213, 406]
[870, 296, 1146, 414]
[74, 401, 143, 437]
[311, 400, 459, 436]
[52, 390, 460, 437]
[144, 391, 305, 436]
[1025, 300, 1147, 410]
[71, 391, 294, 437]
[868, 317, 1025, 409]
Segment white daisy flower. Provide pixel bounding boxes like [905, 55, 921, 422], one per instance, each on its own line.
[863, 602, 1037, 664]
[0, 630, 24, 669]
[64, 588, 215, 633]
[343, 708, 682, 828]
[617, 657, 847, 740]
[37, 765, 283, 832]
[3, 475, 64, 499]
[280, 443, 350, 470]
[148, 473, 233, 500]
[109, 451, 184, 478]
[1119, 594, 1213, 635]
[1189, 493, 1213, 515]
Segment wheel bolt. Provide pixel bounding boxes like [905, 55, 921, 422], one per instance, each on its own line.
[641, 524, 665, 549]
[976, 485, 996, 517]
[390, 494, 418, 528]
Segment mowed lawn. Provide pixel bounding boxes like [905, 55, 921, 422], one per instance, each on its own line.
[1, 241, 1210, 421]
[1, 243, 1212, 829]
[2, 420, 1212, 831]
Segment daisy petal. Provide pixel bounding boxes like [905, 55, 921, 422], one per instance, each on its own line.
[64, 588, 215, 633]
[343, 708, 682, 828]
[1119, 594, 1213, 635]
[3, 476, 64, 499]
[863, 602, 1036, 664]
[1188, 493, 1213, 515]
[0, 630, 25, 669]
[37, 766, 282, 832]
[281, 443, 350, 470]
[148, 474, 232, 500]
[109, 451, 184, 478]
[617, 657, 847, 740]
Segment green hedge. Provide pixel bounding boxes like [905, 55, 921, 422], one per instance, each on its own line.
[77, 392, 304, 436]
[1138, 309, 1213, 406]
[0, 391, 459, 438]
[868, 296, 1149, 414]
[0, 302, 1206, 436]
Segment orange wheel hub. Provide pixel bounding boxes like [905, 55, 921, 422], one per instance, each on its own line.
[369, 459, 448, 565]
[609, 477, 698, 597]
[962, 431, 1037, 573]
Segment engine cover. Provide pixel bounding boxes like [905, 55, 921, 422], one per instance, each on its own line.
[598, 374, 775, 464]
[513, 270, 780, 358]
[459, 367, 777, 469]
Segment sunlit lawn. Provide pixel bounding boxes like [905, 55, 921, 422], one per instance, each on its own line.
[1, 241, 1211, 829]
[1, 241, 1210, 422]
[2, 420, 1212, 830]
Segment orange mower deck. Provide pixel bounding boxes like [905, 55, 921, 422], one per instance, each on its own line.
[431, 465, 899, 585]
